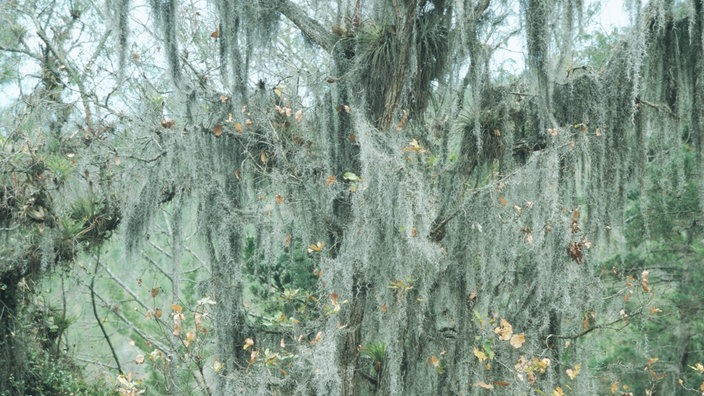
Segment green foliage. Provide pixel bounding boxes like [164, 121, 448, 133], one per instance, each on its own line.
[244, 236, 319, 319]
[593, 145, 704, 394]
[1, 348, 108, 396]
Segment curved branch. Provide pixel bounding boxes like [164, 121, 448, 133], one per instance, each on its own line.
[275, 0, 337, 53]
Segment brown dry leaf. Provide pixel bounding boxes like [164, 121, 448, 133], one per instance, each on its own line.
[494, 318, 513, 341]
[245, 118, 252, 128]
[510, 333, 525, 349]
[326, 175, 336, 186]
[173, 321, 182, 336]
[151, 287, 160, 297]
[493, 381, 510, 387]
[474, 381, 494, 390]
[430, 356, 440, 367]
[249, 350, 259, 365]
[566, 363, 581, 379]
[649, 306, 662, 315]
[210, 27, 220, 38]
[275, 194, 285, 204]
[234, 168, 241, 181]
[344, 104, 351, 113]
[623, 290, 633, 302]
[467, 292, 478, 306]
[527, 371, 536, 384]
[572, 209, 580, 221]
[154, 308, 162, 319]
[596, 127, 603, 136]
[260, 151, 267, 164]
[234, 122, 244, 133]
[498, 196, 508, 207]
[547, 128, 558, 136]
[311, 331, 322, 345]
[295, 109, 303, 123]
[161, 118, 175, 128]
[641, 269, 650, 292]
[243, 338, 254, 350]
[170, 304, 183, 314]
[213, 124, 224, 137]
[283, 234, 292, 248]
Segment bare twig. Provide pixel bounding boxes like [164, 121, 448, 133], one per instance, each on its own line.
[90, 248, 123, 374]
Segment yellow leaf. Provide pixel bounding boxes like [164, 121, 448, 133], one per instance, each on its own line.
[474, 381, 494, 390]
[611, 382, 619, 394]
[307, 242, 324, 253]
[650, 306, 662, 315]
[690, 363, 704, 374]
[533, 357, 551, 373]
[234, 122, 244, 133]
[213, 359, 223, 373]
[566, 363, 581, 379]
[170, 304, 183, 313]
[494, 318, 513, 341]
[243, 338, 254, 350]
[510, 333, 525, 349]
[473, 347, 488, 362]
[552, 386, 564, 396]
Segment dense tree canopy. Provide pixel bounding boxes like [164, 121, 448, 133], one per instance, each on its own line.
[1, 0, 704, 394]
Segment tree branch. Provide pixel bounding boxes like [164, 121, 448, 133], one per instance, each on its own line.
[275, 0, 337, 53]
[90, 248, 123, 374]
